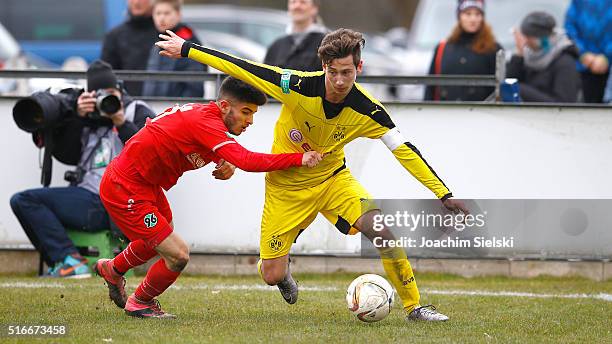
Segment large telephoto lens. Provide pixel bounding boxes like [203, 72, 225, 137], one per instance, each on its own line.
[13, 92, 62, 132]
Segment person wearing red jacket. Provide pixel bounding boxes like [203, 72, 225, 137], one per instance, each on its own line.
[94, 76, 323, 318]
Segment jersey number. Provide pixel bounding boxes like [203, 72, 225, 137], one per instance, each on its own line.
[151, 104, 194, 123]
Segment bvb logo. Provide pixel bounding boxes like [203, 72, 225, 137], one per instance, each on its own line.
[268, 235, 284, 252]
[333, 126, 346, 142]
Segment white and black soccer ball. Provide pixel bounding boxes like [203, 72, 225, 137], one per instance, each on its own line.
[346, 274, 395, 322]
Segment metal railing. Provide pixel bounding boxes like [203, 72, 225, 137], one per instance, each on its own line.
[0, 50, 506, 98]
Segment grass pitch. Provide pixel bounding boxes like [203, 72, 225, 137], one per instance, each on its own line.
[1, 272, 611, 343]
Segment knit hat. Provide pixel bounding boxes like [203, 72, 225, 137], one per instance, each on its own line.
[520, 11, 556, 38]
[87, 60, 118, 91]
[457, 0, 485, 15]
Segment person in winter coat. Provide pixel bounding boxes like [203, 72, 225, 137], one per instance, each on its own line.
[101, 0, 158, 96]
[142, 0, 206, 98]
[565, 0, 612, 103]
[264, 0, 327, 72]
[506, 11, 580, 103]
[424, 0, 502, 101]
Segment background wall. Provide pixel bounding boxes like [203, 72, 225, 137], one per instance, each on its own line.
[1, 101, 611, 257]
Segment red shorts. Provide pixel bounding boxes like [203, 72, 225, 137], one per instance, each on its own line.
[100, 159, 173, 248]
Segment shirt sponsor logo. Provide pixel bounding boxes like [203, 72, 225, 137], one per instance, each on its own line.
[186, 152, 206, 168]
[289, 128, 303, 143]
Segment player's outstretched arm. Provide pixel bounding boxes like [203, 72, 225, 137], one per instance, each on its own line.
[214, 142, 323, 172]
[156, 30, 305, 105]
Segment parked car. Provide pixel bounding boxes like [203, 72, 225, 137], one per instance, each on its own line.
[183, 4, 402, 100]
[393, 0, 572, 100]
[182, 4, 289, 49]
[0, 0, 126, 65]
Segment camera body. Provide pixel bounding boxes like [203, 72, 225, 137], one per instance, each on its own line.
[88, 89, 121, 120]
[64, 168, 85, 185]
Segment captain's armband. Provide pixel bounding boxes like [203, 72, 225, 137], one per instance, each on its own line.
[380, 128, 405, 151]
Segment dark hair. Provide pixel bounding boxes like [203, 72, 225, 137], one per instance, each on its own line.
[218, 76, 267, 106]
[448, 20, 497, 54]
[317, 28, 365, 67]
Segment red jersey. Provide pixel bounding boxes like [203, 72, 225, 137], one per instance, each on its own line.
[114, 101, 302, 190]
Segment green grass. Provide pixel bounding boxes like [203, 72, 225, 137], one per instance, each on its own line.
[1, 273, 611, 343]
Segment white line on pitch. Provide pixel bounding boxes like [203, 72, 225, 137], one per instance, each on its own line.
[0, 281, 610, 302]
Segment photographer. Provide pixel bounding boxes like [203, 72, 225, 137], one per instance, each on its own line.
[10, 60, 156, 278]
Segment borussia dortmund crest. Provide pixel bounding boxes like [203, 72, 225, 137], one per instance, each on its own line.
[268, 235, 284, 252]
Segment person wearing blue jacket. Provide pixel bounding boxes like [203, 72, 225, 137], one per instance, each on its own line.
[564, 0, 612, 103]
[142, 0, 205, 98]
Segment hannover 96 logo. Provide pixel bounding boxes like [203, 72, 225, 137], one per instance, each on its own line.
[144, 213, 158, 229]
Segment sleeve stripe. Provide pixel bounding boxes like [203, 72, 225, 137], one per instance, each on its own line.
[185, 42, 322, 97]
[381, 128, 405, 151]
[212, 141, 236, 152]
[404, 141, 450, 191]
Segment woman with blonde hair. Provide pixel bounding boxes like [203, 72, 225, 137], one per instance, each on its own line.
[425, 0, 502, 101]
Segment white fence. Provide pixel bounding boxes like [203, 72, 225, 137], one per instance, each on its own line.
[1, 101, 611, 256]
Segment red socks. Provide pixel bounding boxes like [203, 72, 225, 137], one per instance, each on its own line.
[134, 259, 181, 302]
[113, 240, 157, 274]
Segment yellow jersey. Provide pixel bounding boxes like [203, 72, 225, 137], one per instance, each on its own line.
[182, 42, 452, 199]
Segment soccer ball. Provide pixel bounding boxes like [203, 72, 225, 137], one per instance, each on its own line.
[346, 274, 395, 322]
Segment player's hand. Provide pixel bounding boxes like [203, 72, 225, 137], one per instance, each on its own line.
[302, 151, 324, 168]
[76, 91, 96, 117]
[156, 30, 185, 59]
[212, 159, 236, 180]
[442, 198, 470, 215]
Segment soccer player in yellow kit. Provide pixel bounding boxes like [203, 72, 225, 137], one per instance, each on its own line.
[157, 28, 469, 322]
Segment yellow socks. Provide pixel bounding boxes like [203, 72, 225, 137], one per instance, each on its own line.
[380, 247, 420, 313]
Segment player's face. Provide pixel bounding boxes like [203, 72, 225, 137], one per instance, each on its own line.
[323, 55, 363, 102]
[153, 3, 181, 32]
[458, 8, 483, 33]
[220, 100, 257, 136]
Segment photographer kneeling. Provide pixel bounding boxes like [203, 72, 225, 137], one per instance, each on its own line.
[10, 60, 156, 278]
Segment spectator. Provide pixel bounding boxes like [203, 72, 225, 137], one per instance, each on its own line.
[565, 0, 612, 103]
[101, 0, 158, 96]
[142, 0, 205, 98]
[506, 12, 580, 103]
[424, 0, 502, 101]
[605, 67, 612, 103]
[264, 0, 327, 72]
[10, 61, 156, 278]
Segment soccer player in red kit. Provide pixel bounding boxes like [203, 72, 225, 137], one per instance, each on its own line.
[94, 77, 323, 318]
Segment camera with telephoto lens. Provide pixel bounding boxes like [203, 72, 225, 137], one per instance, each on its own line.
[88, 89, 121, 120]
